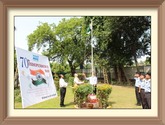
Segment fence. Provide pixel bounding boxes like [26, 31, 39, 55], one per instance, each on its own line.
[75, 65, 151, 80]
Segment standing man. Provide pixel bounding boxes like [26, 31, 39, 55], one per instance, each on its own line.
[73, 73, 84, 103]
[138, 73, 147, 109]
[74, 73, 84, 86]
[144, 73, 151, 109]
[59, 74, 68, 107]
[84, 72, 98, 94]
[134, 72, 141, 106]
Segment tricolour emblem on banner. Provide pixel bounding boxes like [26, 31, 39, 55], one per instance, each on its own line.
[30, 69, 47, 86]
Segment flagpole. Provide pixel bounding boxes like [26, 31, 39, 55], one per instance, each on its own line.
[91, 19, 94, 76]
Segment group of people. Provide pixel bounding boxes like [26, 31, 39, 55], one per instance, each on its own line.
[59, 72, 98, 107]
[59, 71, 151, 109]
[134, 72, 151, 109]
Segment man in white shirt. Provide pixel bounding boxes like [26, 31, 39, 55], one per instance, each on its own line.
[59, 74, 68, 107]
[134, 72, 141, 106]
[144, 73, 151, 109]
[84, 72, 98, 94]
[74, 73, 84, 86]
[138, 73, 146, 109]
[73, 73, 84, 103]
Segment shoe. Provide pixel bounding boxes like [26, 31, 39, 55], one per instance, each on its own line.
[60, 105, 65, 107]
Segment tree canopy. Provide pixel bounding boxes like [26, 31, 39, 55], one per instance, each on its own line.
[27, 16, 151, 82]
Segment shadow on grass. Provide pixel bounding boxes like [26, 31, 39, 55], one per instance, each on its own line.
[108, 101, 116, 107]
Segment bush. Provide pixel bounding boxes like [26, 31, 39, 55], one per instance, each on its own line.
[64, 73, 72, 82]
[97, 84, 112, 108]
[74, 83, 93, 108]
[68, 77, 74, 86]
[14, 88, 22, 103]
[54, 74, 60, 91]
[54, 80, 59, 91]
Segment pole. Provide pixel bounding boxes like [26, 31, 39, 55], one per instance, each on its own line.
[90, 19, 94, 76]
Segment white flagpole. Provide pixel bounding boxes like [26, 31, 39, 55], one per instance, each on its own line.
[90, 19, 94, 76]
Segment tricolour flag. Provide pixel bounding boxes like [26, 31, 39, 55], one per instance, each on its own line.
[87, 20, 93, 34]
[30, 69, 47, 86]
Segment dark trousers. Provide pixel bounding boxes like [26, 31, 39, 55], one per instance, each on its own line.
[60, 87, 66, 106]
[145, 92, 151, 109]
[93, 85, 97, 95]
[135, 87, 141, 105]
[140, 89, 147, 109]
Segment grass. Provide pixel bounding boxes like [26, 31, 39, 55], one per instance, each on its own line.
[108, 85, 141, 109]
[15, 85, 142, 109]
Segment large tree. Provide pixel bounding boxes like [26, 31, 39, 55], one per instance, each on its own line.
[84, 16, 151, 83]
[28, 22, 56, 60]
[27, 18, 90, 76]
[53, 18, 91, 76]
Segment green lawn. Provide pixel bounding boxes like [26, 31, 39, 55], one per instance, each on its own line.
[108, 85, 141, 109]
[15, 85, 142, 109]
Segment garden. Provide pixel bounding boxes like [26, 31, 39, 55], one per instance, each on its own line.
[14, 16, 150, 109]
[14, 81, 141, 109]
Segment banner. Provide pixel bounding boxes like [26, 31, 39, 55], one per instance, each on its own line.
[16, 48, 57, 108]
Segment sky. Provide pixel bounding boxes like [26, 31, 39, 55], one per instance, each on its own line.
[14, 16, 72, 53]
[14, 16, 147, 62]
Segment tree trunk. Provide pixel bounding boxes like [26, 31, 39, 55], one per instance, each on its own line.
[68, 60, 76, 76]
[118, 65, 125, 83]
[133, 54, 139, 72]
[117, 65, 121, 83]
[114, 65, 118, 81]
[103, 67, 109, 84]
[107, 70, 111, 84]
[132, 44, 139, 73]
[119, 65, 130, 84]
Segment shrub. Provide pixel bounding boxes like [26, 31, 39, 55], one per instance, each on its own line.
[97, 84, 112, 109]
[54, 74, 60, 91]
[14, 88, 22, 103]
[64, 73, 72, 82]
[68, 77, 74, 86]
[54, 80, 59, 91]
[74, 83, 93, 108]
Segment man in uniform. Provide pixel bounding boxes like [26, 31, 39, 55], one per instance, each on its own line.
[144, 73, 151, 109]
[134, 72, 141, 106]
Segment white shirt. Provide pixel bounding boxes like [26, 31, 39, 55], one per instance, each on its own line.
[134, 77, 140, 87]
[86, 76, 97, 85]
[145, 79, 151, 92]
[139, 79, 145, 89]
[74, 77, 83, 85]
[59, 78, 68, 88]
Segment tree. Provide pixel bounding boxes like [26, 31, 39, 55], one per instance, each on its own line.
[84, 16, 151, 83]
[27, 16, 151, 83]
[27, 18, 90, 76]
[14, 50, 19, 88]
[28, 22, 56, 60]
[53, 18, 90, 76]
[50, 62, 70, 75]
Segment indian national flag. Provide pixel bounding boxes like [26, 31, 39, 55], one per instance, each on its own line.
[30, 69, 47, 86]
[87, 21, 93, 34]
